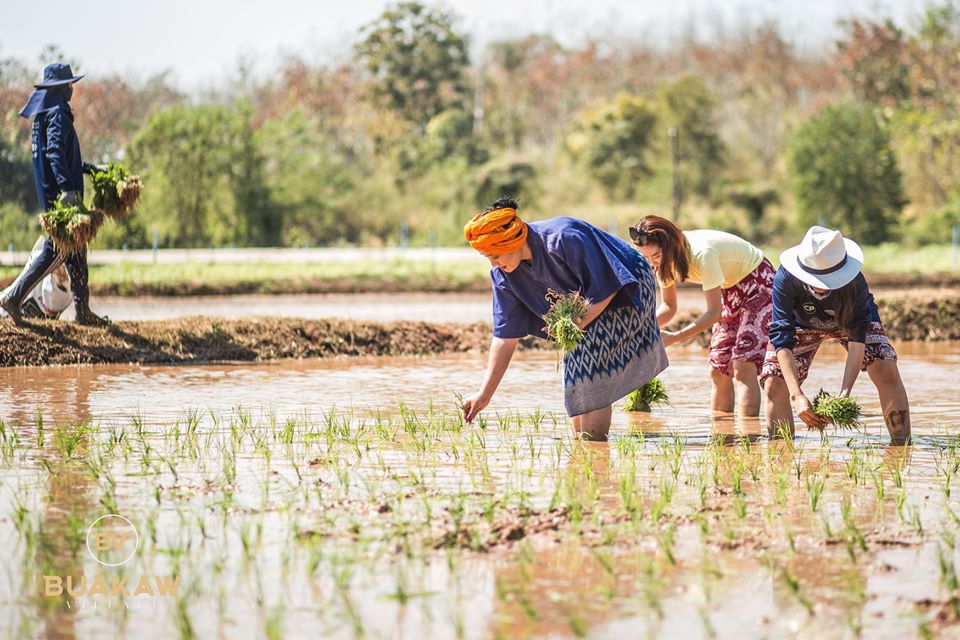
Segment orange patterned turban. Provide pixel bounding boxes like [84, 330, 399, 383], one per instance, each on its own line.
[463, 207, 528, 254]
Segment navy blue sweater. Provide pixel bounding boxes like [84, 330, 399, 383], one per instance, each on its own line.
[768, 267, 880, 350]
[31, 105, 85, 210]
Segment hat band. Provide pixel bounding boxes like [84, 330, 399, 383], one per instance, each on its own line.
[799, 254, 847, 275]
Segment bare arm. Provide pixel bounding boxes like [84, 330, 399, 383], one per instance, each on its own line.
[839, 342, 865, 397]
[461, 336, 519, 422]
[656, 283, 678, 327]
[776, 348, 827, 428]
[661, 286, 722, 347]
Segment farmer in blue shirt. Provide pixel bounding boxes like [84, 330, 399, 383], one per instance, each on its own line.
[460, 198, 668, 440]
[760, 226, 910, 443]
[1, 63, 107, 325]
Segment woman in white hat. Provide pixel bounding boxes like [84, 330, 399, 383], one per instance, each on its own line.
[760, 226, 910, 444]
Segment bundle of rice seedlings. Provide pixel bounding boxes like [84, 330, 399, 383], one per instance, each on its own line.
[542, 291, 589, 354]
[623, 377, 669, 412]
[90, 163, 142, 219]
[812, 388, 864, 430]
[39, 198, 104, 256]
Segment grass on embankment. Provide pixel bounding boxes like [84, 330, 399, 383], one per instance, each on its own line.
[2, 259, 492, 296]
[0, 244, 956, 297]
[857, 243, 959, 275]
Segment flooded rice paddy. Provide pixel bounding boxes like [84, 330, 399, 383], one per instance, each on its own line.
[84, 293, 495, 323]
[77, 291, 708, 323]
[1, 342, 959, 639]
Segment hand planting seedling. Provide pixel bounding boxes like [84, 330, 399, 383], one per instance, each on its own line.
[39, 196, 105, 256]
[90, 163, 142, 219]
[623, 377, 670, 413]
[542, 291, 590, 354]
[812, 389, 864, 430]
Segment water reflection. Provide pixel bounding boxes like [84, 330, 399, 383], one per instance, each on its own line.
[0, 343, 956, 443]
[35, 433, 98, 640]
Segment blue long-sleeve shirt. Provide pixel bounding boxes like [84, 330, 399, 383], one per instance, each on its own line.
[768, 267, 880, 350]
[491, 217, 654, 339]
[31, 105, 85, 210]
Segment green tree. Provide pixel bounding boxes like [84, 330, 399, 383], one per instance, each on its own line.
[355, 2, 471, 130]
[390, 108, 490, 180]
[836, 5, 960, 208]
[256, 109, 389, 245]
[0, 202, 38, 250]
[656, 74, 727, 198]
[565, 94, 658, 198]
[836, 18, 911, 108]
[420, 108, 488, 167]
[789, 102, 906, 244]
[127, 104, 276, 247]
[473, 157, 537, 208]
[0, 133, 33, 210]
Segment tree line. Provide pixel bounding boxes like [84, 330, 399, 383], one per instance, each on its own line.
[1, 1, 959, 249]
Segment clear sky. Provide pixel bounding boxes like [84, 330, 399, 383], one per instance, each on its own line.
[0, 0, 928, 89]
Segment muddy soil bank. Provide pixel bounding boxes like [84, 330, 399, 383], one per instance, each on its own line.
[2, 293, 958, 367]
[0, 317, 500, 367]
[2, 271, 957, 297]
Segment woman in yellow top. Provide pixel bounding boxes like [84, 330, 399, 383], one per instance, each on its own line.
[629, 215, 775, 417]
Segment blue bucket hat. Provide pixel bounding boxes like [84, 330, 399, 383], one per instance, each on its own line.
[34, 62, 84, 88]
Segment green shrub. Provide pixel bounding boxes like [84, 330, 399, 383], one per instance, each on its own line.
[566, 94, 658, 199]
[656, 74, 727, 198]
[789, 102, 906, 244]
[902, 206, 960, 246]
[0, 202, 40, 250]
[473, 158, 537, 209]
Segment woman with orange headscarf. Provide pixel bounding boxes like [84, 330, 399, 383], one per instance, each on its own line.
[461, 198, 667, 440]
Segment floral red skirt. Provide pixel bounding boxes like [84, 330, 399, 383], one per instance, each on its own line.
[759, 321, 897, 385]
[708, 258, 775, 376]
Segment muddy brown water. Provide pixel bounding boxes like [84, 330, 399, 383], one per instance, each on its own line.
[1, 343, 959, 639]
[84, 292, 497, 323]
[82, 286, 951, 326]
[80, 291, 707, 322]
[1, 342, 956, 431]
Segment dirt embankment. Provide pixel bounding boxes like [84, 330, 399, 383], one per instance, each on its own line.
[1, 294, 958, 367]
[0, 318, 500, 367]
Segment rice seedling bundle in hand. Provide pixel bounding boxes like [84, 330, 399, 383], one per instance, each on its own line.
[39, 197, 104, 256]
[623, 377, 670, 413]
[812, 389, 864, 430]
[90, 163, 142, 219]
[543, 291, 590, 354]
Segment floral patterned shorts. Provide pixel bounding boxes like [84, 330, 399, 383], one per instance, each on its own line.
[708, 258, 775, 376]
[759, 321, 897, 386]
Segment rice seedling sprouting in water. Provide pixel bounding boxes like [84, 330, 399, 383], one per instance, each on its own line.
[90, 163, 142, 220]
[39, 196, 105, 256]
[542, 290, 590, 354]
[812, 389, 864, 430]
[623, 377, 669, 413]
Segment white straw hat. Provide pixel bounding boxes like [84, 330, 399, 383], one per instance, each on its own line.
[780, 226, 864, 290]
